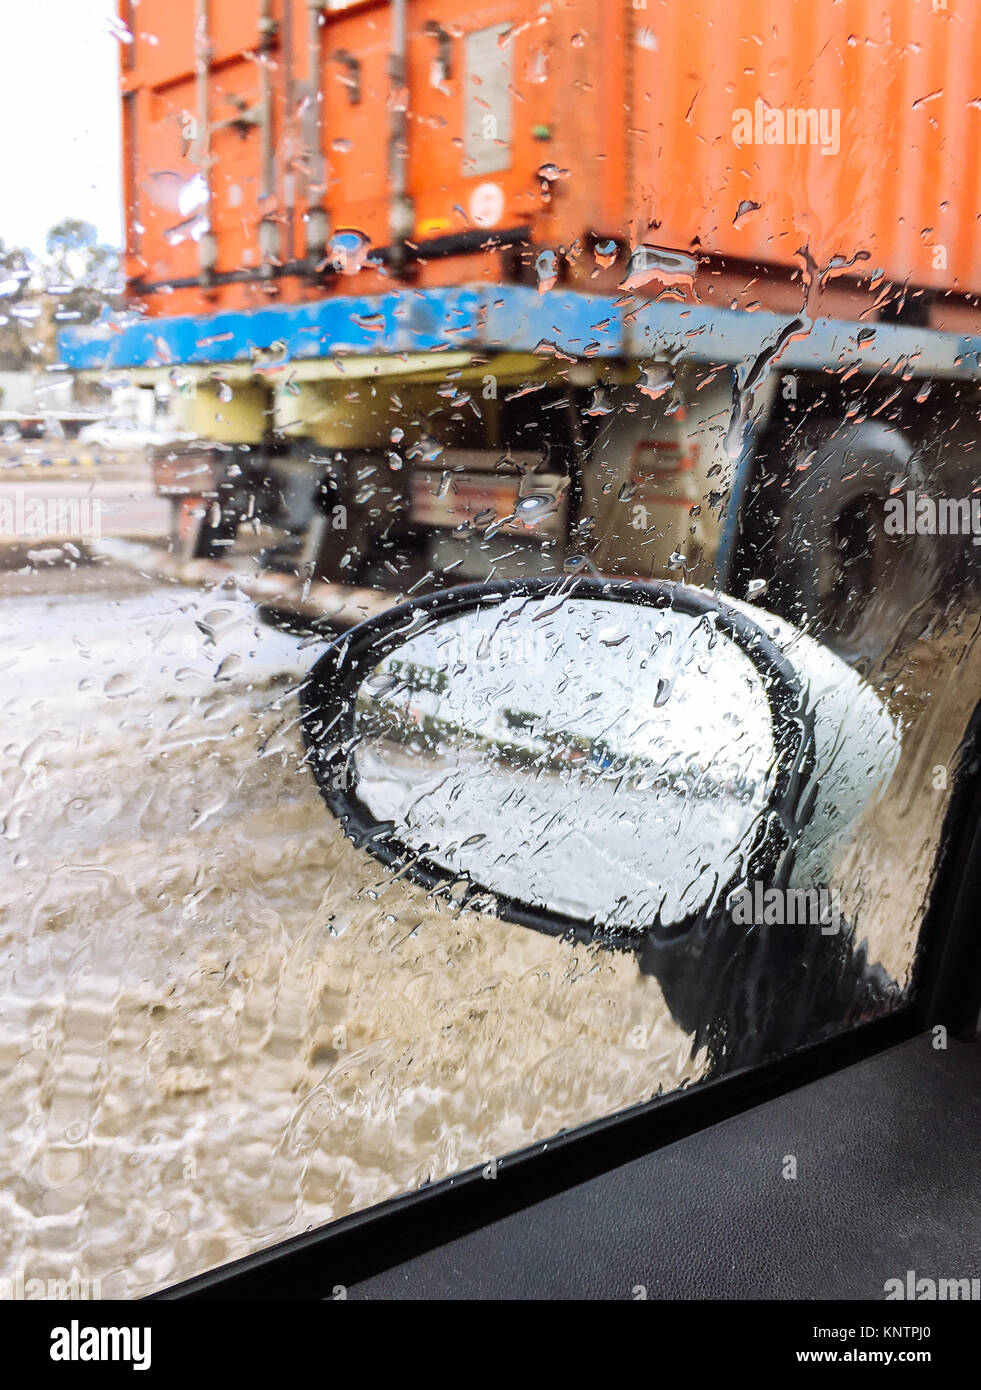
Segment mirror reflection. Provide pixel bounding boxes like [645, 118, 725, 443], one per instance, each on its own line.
[353, 595, 778, 933]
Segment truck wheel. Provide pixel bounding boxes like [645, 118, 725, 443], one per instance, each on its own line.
[769, 421, 940, 667]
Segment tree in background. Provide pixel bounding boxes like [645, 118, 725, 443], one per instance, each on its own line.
[0, 240, 37, 370]
[0, 221, 122, 371]
[43, 218, 122, 327]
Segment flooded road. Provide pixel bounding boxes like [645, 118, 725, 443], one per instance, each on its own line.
[0, 562, 693, 1296]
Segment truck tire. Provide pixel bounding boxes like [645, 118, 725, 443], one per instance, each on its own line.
[769, 421, 940, 667]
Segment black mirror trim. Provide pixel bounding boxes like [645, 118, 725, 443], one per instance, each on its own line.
[298, 576, 817, 949]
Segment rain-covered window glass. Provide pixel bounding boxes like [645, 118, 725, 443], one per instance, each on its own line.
[2, 0, 980, 1296]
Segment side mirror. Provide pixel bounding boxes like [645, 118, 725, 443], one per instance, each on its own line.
[299, 578, 898, 962]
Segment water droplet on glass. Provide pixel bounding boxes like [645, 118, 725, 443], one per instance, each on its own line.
[329, 229, 371, 276]
[514, 493, 557, 527]
[733, 199, 761, 227]
[536, 249, 558, 293]
[637, 364, 675, 401]
[585, 387, 613, 416]
[620, 245, 697, 294]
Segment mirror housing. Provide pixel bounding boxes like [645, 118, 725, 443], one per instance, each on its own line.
[300, 578, 897, 949]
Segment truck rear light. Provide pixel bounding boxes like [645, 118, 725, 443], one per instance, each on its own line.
[175, 496, 208, 543]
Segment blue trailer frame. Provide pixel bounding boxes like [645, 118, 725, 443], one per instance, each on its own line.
[58, 284, 981, 377]
[59, 284, 981, 587]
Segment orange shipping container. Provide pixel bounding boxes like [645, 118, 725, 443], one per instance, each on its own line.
[119, 0, 981, 320]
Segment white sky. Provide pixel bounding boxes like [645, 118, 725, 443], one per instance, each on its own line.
[0, 0, 123, 254]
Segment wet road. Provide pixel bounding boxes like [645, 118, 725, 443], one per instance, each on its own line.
[1, 554, 978, 1297]
[0, 474, 170, 543]
[0, 563, 690, 1296]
